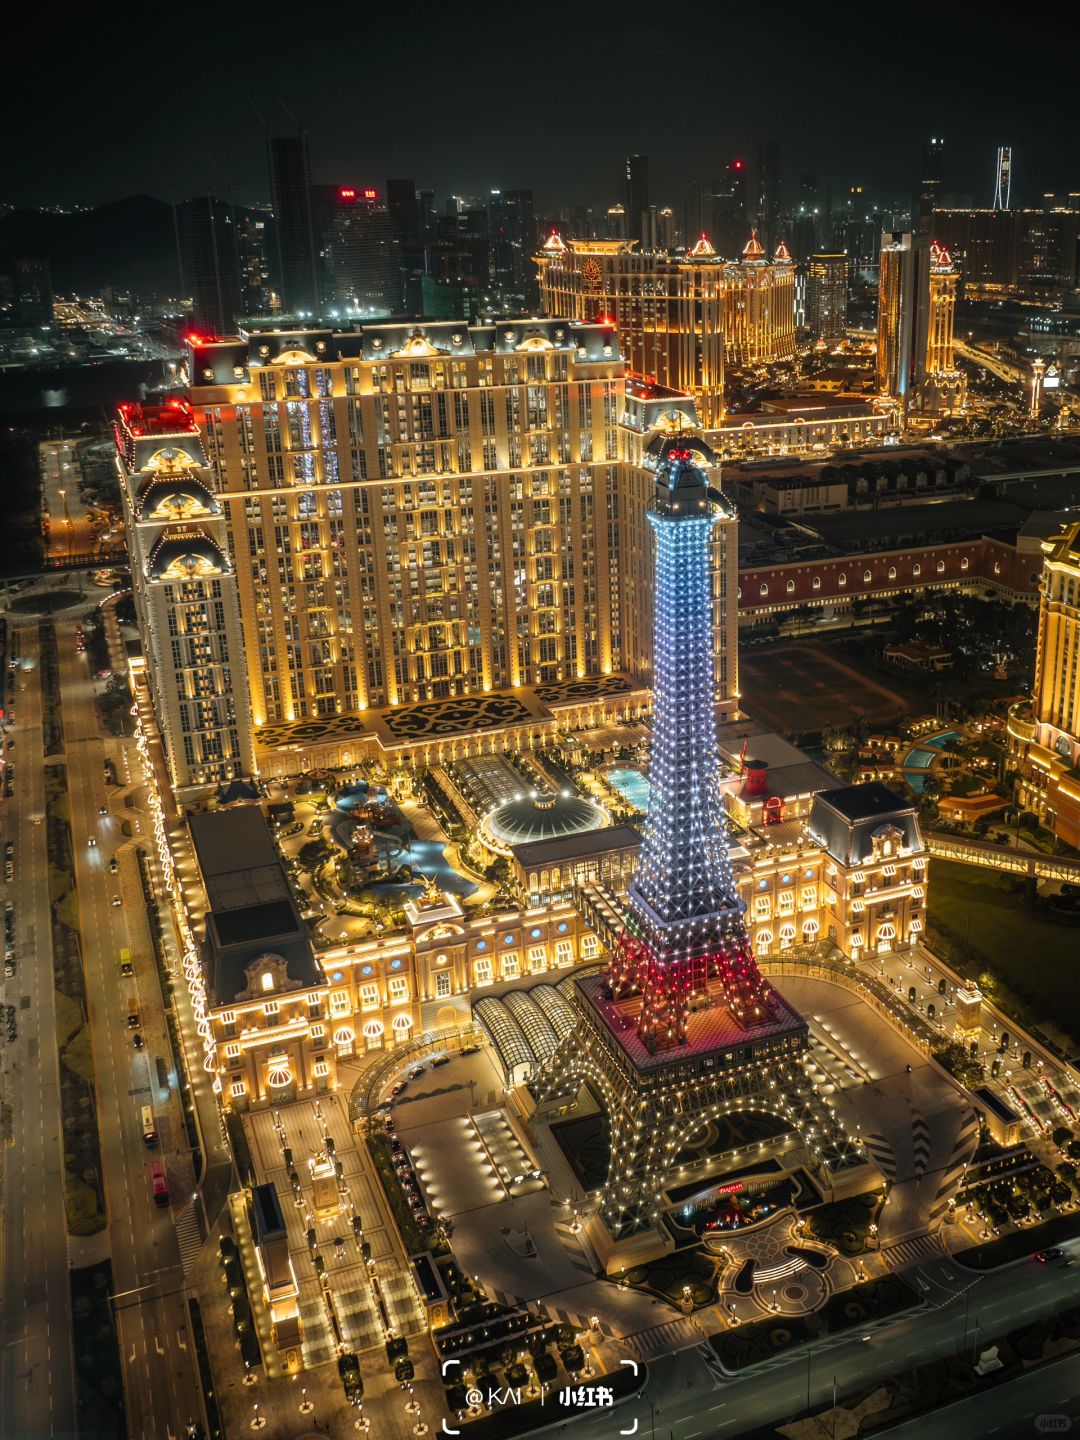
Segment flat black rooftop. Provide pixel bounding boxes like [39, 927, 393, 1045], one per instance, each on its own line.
[814, 782, 915, 823]
[800, 498, 1029, 550]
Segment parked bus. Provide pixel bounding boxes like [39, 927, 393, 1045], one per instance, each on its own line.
[119, 946, 133, 977]
[150, 1160, 169, 1207]
[141, 1105, 157, 1147]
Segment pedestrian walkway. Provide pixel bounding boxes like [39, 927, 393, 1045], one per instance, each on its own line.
[624, 1316, 704, 1360]
[880, 1232, 944, 1271]
[862, 1130, 897, 1182]
[174, 1204, 203, 1274]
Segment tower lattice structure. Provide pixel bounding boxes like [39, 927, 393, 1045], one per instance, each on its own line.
[608, 440, 777, 1051]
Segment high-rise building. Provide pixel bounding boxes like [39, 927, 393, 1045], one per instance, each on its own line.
[235, 209, 275, 317]
[806, 252, 848, 339]
[926, 241, 957, 375]
[182, 318, 626, 736]
[267, 132, 321, 316]
[708, 160, 748, 258]
[487, 189, 536, 299]
[1011, 523, 1080, 846]
[721, 231, 798, 366]
[916, 136, 945, 230]
[932, 207, 1080, 296]
[175, 196, 243, 336]
[11, 257, 53, 326]
[386, 178, 420, 248]
[535, 235, 727, 425]
[754, 140, 780, 250]
[624, 154, 649, 245]
[993, 146, 1013, 210]
[312, 186, 401, 316]
[115, 399, 255, 796]
[876, 230, 931, 400]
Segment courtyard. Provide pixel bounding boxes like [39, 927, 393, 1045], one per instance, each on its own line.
[739, 643, 928, 737]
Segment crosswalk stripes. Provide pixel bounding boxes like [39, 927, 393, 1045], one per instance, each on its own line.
[862, 1130, 897, 1181]
[880, 1232, 944, 1270]
[173, 1206, 203, 1273]
[625, 1317, 703, 1361]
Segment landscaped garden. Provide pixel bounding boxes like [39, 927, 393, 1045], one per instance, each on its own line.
[802, 1192, 883, 1256]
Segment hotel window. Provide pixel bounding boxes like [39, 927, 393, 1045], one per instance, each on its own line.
[359, 983, 380, 1011]
[936, 561, 945, 573]
[581, 934, 601, 961]
[913, 563, 921, 576]
[310, 1024, 325, 1039]
[882, 864, 897, 877]
[800, 884, 817, 910]
[474, 957, 494, 985]
[435, 972, 452, 998]
[388, 976, 410, 1005]
[759, 583, 768, 598]
[812, 576, 821, 590]
[555, 939, 575, 965]
[231, 1081, 247, 1098]
[753, 895, 771, 919]
[501, 952, 520, 979]
[263, 1000, 279, 1016]
[225, 1042, 240, 1059]
[960, 557, 969, 570]
[838, 573, 847, 587]
[786, 580, 795, 594]
[888, 567, 897, 580]
[777, 891, 795, 914]
[221, 1010, 236, 1025]
[330, 989, 350, 1012]
[862, 569, 872, 584]
[528, 945, 547, 972]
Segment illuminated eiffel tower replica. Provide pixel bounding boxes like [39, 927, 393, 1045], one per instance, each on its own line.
[527, 432, 867, 1267]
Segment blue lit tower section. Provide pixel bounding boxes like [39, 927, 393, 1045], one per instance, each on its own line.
[609, 435, 776, 1051]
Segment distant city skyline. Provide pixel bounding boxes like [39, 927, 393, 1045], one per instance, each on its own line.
[5, 11, 1078, 213]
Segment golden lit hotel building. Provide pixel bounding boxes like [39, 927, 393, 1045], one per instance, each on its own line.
[922, 241, 965, 414]
[1010, 522, 1080, 845]
[721, 232, 797, 367]
[116, 400, 257, 796]
[535, 232, 727, 425]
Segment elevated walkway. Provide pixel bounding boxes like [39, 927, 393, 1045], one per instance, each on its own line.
[926, 831, 1080, 883]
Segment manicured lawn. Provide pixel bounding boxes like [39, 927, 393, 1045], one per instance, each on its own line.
[927, 859, 1080, 1045]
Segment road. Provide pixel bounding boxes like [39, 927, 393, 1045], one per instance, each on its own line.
[0, 624, 78, 1439]
[572, 1243, 1080, 1440]
[55, 616, 203, 1438]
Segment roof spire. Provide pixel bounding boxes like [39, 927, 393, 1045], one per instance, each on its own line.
[689, 233, 716, 258]
[742, 228, 765, 260]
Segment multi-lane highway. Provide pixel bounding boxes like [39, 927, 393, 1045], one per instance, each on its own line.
[1, 613, 204, 1439]
[55, 616, 203, 1437]
[0, 623, 78, 1440]
[574, 1243, 1080, 1439]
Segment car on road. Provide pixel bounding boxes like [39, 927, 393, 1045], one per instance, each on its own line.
[109, 856, 118, 873]
[98, 805, 108, 816]
[1034, 1248, 1066, 1263]
[4, 961, 14, 978]
[88, 836, 96, 847]
[4, 842, 12, 860]
[4, 861, 11, 883]
[133, 1032, 144, 1050]
[111, 895, 122, 906]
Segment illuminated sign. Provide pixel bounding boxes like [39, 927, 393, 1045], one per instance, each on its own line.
[717, 1181, 744, 1196]
[339, 188, 357, 200]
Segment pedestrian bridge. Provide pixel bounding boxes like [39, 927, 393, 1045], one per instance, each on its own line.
[927, 831, 1080, 883]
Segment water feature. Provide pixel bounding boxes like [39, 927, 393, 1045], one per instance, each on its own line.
[330, 782, 476, 897]
[901, 730, 961, 794]
[607, 766, 651, 813]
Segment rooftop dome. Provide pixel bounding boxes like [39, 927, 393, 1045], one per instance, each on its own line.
[484, 790, 607, 851]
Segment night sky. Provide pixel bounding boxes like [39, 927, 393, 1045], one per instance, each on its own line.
[7, 7, 1076, 213]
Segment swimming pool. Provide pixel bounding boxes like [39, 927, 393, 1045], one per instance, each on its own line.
[901, 730, 961, 793]
[607, 767, 651, 812]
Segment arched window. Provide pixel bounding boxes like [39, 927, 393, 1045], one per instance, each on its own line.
[760, 583, 769, 598]
[912, 563, 921, 577]
[863, 569, 872, 584]
[786, 579, 795, 594]
[812, 576, 821, 590]
[838, 573, 847, 587]
[888, 567, 897, 580]
[936, 560, 945, 574]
